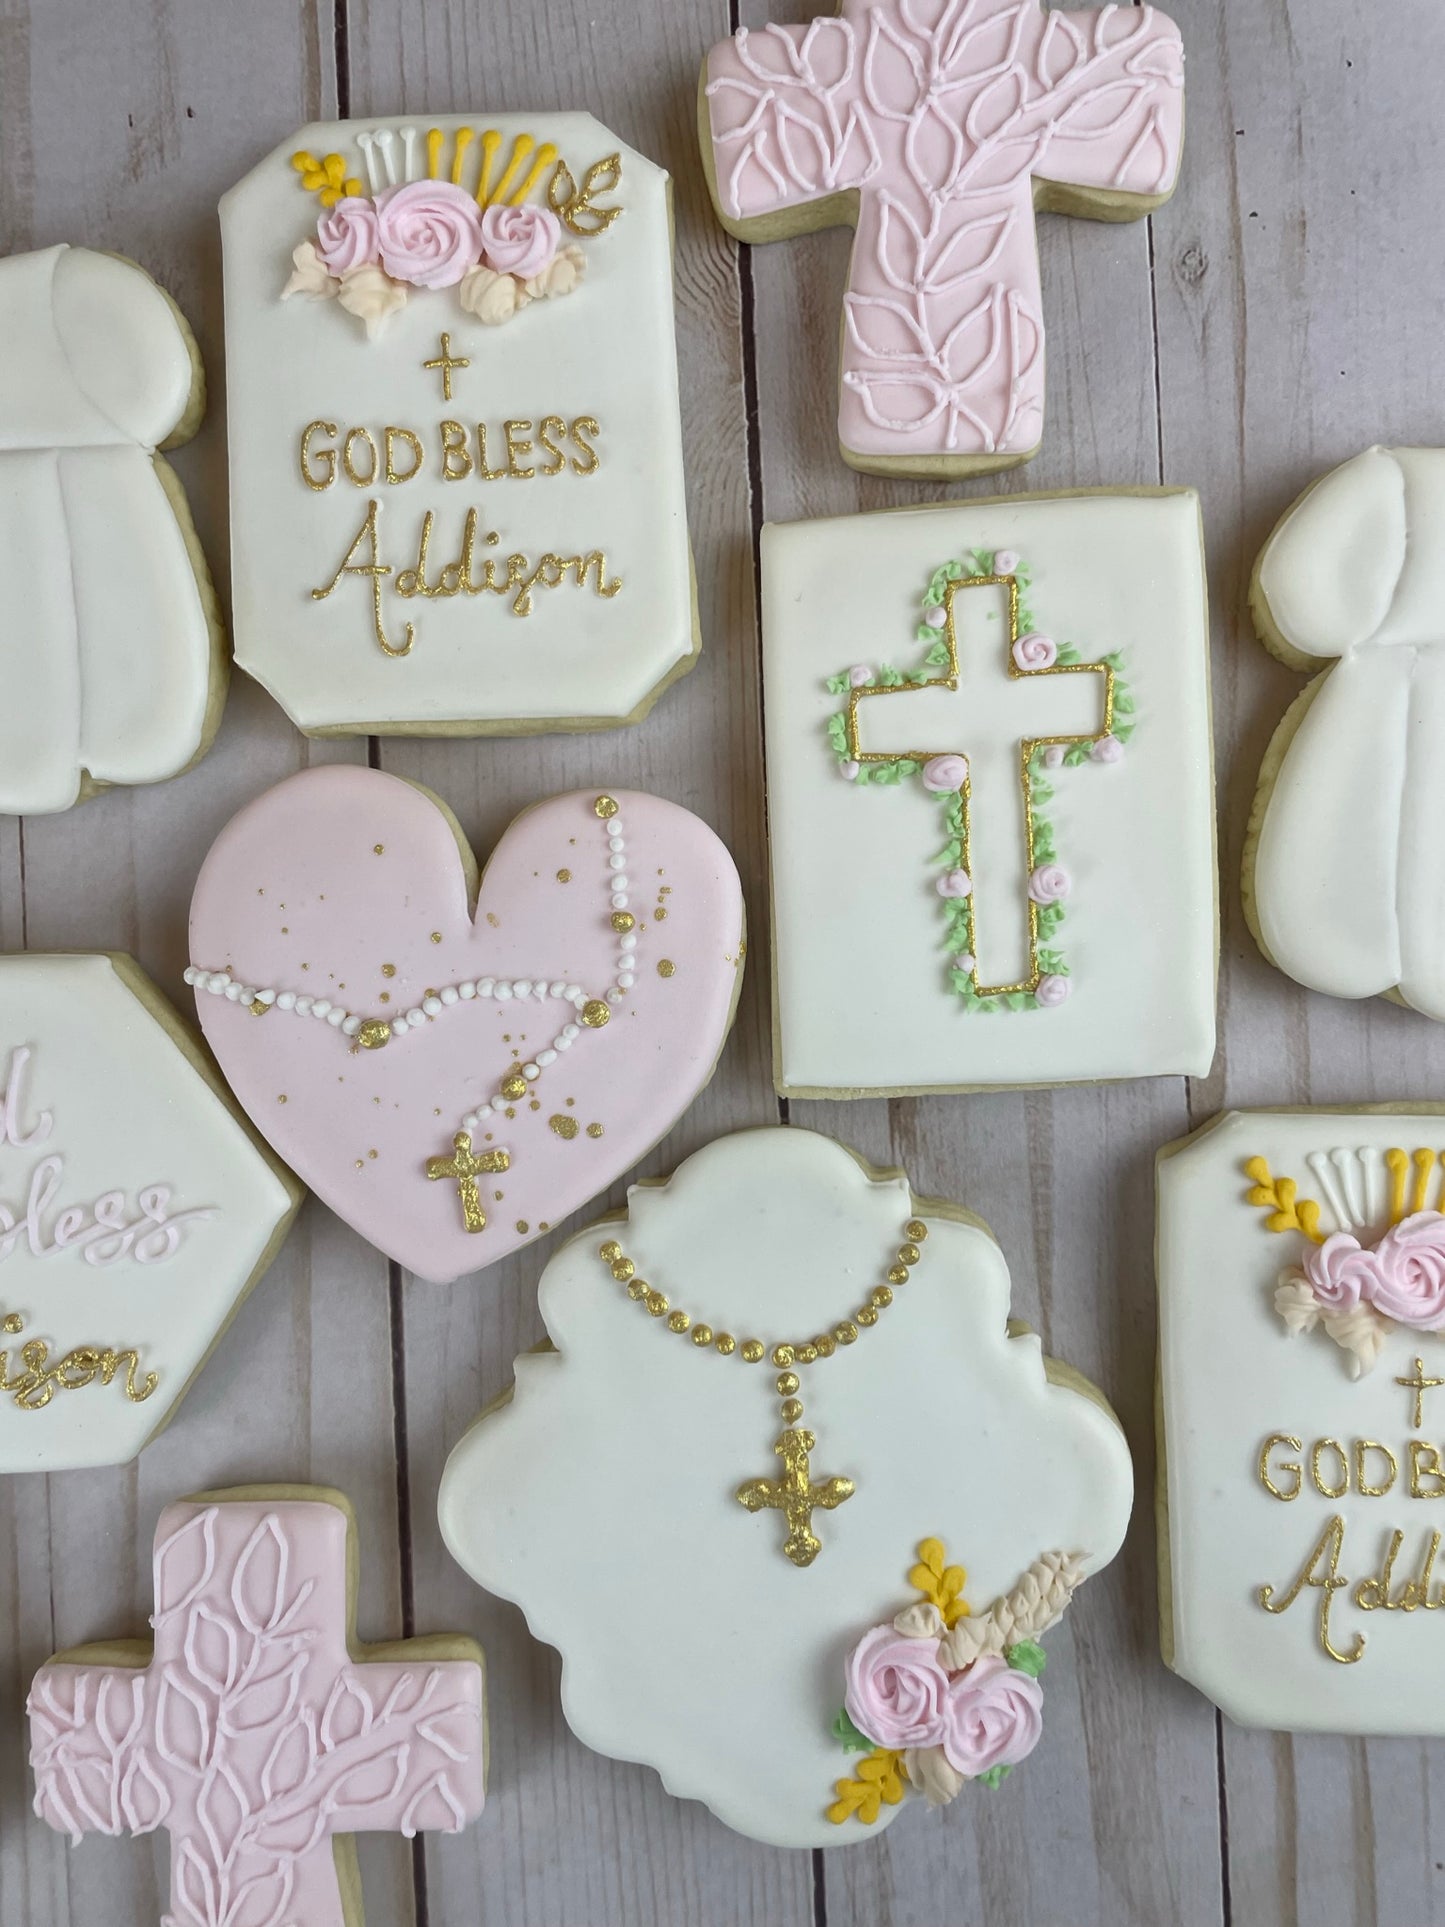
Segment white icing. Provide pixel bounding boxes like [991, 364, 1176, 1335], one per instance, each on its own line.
[0, 245, 215, 814]
[761, 490, 1216, 1091]
[438, 1127, 1133, 1847]
[0, 956, 294, 1472]
[220, 115, 694, 733]
[1158, 1110, 1445, 1734]
[1251, 447, 1445, 1019]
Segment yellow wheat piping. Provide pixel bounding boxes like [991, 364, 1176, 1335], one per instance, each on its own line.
[1243, 1156, 1324, 1244]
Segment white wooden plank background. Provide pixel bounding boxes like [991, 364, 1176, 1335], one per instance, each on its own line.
[1, 1, 1441, 1922]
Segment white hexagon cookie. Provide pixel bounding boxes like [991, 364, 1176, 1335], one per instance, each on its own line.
[439, 1127, 1132, 1847]
[220, 115, 695, 736]
[0, 954, 300, 1471]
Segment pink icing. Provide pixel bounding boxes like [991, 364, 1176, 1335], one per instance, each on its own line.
[704, 1, 1184, 465]
[1091, 734, 1124, 763]
[936, 868, 972, 899]
[1042, 744, 1065, 770]
[479, 203, 561, 280]
[188, 769, 744, 1284]
[1369, 1212, 1445, 1329]
[374, 180, 486, 289]
[1027, 863, 1070, 904]
[993, 550, 1020, 573]
[1299, 1231, 1379, 1315]
[844, 1623, 950, 1751]
[1013, 632, 1057, 670]
[28, 1496, 484, 1927]
[314, 195, 380, 276]
[922, 752, 969, 792]
[940, 1654, 1043, 1777]
[1035, 973, 1070, 1006]
[848, 663, 875, 686]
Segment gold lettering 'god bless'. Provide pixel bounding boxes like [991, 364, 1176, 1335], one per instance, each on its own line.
[299, 416, 620, 657]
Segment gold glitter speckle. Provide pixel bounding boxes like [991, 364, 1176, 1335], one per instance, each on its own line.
[278, 1095, 288, 1105]
[586, 1123, 604, 1139]
[557, 868, 572, 883]
[654, 907, 668, 921]
[374, 843, 385, 854]
[516, 1220, 529, 1234]
[3, 1314, 23, 1335]
[550, 1114, 579, 1139]
[382, 963, 396, 977]
[657, 959, 675, 978]
[430, 931, 442, 944]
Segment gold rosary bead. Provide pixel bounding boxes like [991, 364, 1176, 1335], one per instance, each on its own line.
[887, 1265, 908, 1285]
[500, 1070, 529, 1102]
[740, 1339, 765, 1363]
[626, 1279, 648, 1301]
[898, 1243, 921, 1268]
[644, 1290, 669, 1317]
[611, 1258, 635, 1282]
[780, 1397, 804, 1424]
[776, 1371, 801, 1397]
[813, 1334, 836, 1359]
[599, 1241, 623, 1263]
[794, 1343, 818, 1365]
[667, 1310, 691, 1333]
[856, 1306, 879, 1327]
[692, 1324, 714, 1347]
[835, 1321, 858, 1345]
[905, 1220, 927, 1241]
[714, 1332, 736, 1356]
[871, 1285, 894, 1309]
[772, 1343, 796, 1367]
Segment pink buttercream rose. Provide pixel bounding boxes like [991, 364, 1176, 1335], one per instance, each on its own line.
[1035, 974, 1070, 1007]
[993, 549, 1020, 573]
[923, 606, 948, 628]
[1012, 632, 1057, 670]
[839, 760, 860, 782]
[844, 1624, 951, 1752]
[479, 203, 561, 280]
[1028, 863, 1070, 905]
[1299, 1231, 1381, 1315]
[848, 664, 874, 687]
[1369, 1212, 1445, 1328]
[1091, 734, 1124, 764]
[1042, 744, 1065, 771]
[922, 753, 969, 792]
[315, 195, 381, 275]
[936, 869, 972, 899]
[375, 181, 486, 289]
[940, 1656, 1044, 1778]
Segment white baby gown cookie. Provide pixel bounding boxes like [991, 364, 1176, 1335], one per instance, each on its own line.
[1246, 446, 1445, 1019]
[439, 1128, 1132, 1848]
[0, 244, 221, 814]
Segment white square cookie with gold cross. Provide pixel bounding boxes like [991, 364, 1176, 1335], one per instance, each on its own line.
[761, 490, 1216, 1094]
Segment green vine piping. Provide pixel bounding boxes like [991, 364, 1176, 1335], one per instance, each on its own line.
[824, 548, 1136, 1013]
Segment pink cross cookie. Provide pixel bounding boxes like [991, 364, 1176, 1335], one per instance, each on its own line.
[701, 0, 1184, 475]
[27, 1490, 485, 1927]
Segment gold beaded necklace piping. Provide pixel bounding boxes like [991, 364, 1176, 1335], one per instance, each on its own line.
[596, 1216, 929, 1569]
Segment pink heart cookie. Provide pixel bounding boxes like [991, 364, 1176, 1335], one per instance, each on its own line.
[188, 767, 745, 1282]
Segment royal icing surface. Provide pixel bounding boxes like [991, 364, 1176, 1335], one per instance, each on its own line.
[220, 116, 694, 734]
[1158, 1109, 1445, 1734]
[438, 1127, 1132, 1847]
[1248, 446, 1445, 1021]
[188, 767, 744, 1283]
[762, 491, 1215, 1092]
[29, 1492, 485, 1927]
[702, 0, 1184, 473]
[0, 955, 295, 1473]
[0, 245, 217, 813]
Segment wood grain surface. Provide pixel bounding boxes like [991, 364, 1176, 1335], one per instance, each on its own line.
[1, 1, 1441, 1922]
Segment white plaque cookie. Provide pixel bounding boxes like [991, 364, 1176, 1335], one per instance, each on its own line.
[0, 955, 299, 1472]
[439, 1127, 1132, 1846]
[1159, 1108, 1445, 1733]
[220, 115, 694, 737]
[761, 490, 1216, 1094]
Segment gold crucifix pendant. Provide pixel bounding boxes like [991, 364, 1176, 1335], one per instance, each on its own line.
[425, 1132, 510, 1233]
[736, 1425, 854, 1568]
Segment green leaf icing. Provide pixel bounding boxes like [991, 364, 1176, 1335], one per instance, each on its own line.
[977, 1765, 1013, 1790]
[832, 1708, 878, 1754]
[1005, 1639, 1048, 1678]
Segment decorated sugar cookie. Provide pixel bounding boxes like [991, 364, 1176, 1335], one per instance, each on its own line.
[0, 245, 224, 813]
[700, 1, 1184, 477]
[28, 1486, 485, 1926]
[439, 1128, 1132, 1846]
[1158, 1108, 1445, 1733]
[220, 115, 695, 737]
[0, 954, 298, 1473]
[188, 767, 744, 1283]
[761, 490, 1215, 1094]
[1244, 447, 1445, 1020]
